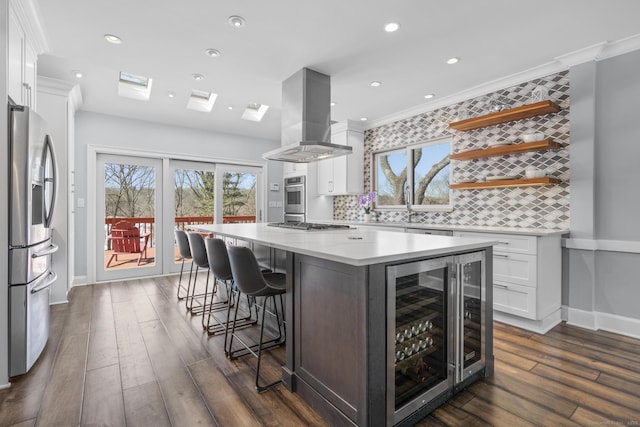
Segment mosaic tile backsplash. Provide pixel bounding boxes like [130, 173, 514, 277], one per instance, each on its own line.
[334, 71, 570, 230]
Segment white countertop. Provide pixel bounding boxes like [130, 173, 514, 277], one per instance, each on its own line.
[325, 220, 569, 237]
[192, 223, 496, 266]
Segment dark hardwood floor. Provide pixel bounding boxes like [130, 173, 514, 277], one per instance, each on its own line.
[1, 275, 639, 426]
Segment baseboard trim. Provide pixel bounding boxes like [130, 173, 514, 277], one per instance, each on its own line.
[0, 382, 11, 390]
[563, 306, 640, 339]
[494, 309, 561, 334]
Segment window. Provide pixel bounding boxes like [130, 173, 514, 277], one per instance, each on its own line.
[373, 138, 451, 211]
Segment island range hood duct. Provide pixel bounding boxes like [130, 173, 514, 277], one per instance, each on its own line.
[262, 68, 352, 163]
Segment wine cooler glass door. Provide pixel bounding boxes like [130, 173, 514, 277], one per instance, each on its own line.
[387, 256, 454, 425]
[455, 251, 486, 383]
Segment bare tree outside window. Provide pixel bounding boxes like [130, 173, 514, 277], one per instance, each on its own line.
[105, 163, 155, 218]
[374, 139, 451, 209]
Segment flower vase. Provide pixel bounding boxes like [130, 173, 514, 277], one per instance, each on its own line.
[364, 213, 371, 222]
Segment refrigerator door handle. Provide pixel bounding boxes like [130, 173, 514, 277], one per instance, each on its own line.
[31, 271, 57, 294]
[32, 243, 59, 258]
[43, 134, 58, 229]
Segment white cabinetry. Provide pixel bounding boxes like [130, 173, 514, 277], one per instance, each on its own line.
[37, 77, 83, 302]
[8, 2, 39, 109]
[453, 231, 563, 334]
[283, 162, 307, 177]
[317, 120, 364, 195]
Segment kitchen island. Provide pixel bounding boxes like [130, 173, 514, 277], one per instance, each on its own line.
[193, 223, 495, 426]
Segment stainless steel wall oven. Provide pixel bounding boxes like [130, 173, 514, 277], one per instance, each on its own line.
[284, 175, 305, 215]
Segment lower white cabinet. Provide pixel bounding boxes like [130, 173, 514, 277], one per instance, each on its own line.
[454, 230, 564, 334]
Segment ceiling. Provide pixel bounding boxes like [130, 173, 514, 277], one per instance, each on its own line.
[35, 0, 640, 142]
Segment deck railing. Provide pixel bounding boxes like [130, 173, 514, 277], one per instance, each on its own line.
[105, 215, 256, 249]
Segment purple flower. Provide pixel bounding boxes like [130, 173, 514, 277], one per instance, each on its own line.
[359, 191, 377, 214]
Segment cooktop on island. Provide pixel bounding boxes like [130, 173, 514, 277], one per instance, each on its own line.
[268, 222, 352, 231]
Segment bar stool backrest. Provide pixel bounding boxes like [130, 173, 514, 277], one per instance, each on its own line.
[175, 229, 192, 260]
[227, 245, 269, 296]
[187, 232, 209, 269]
[205, 238, 233, 282]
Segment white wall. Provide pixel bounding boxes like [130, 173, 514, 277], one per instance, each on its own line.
[565, 49, 640, 334]
[73, 111, 283, 283]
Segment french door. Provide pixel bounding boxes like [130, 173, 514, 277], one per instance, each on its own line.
[93, 153, 264, 282]
[96, 154, 163, 281]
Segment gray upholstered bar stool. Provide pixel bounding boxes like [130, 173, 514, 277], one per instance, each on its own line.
[227, 245, 286, 393]
[186, 232, 221, 315]
[174, 229, 193, 300]
[203, 238, 256, 336]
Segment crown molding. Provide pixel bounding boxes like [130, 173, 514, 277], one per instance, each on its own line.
[10, 0, 49, 54]
[366, 33, 640, 131]
[38, 76, 84, 112]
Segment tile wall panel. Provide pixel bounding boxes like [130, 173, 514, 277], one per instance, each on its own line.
[333, 71, 570, 230]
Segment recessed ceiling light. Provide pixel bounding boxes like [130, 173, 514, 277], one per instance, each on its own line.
[192, 74, 205, 81]
[370, 81, 382, 87]
[227, 105, 233, 110]
[104, 34, 122, 44]
[205, 48, 221, 58]
[330, 102, 336, 107]
[424, 94, 434, 99]
[360, 117, 368, 121]
[446, 57, 460, 65]
[384, 22, 400, 32]
[228, 15, 245, 28]
[72, 70, 83, 79]
[168, 92, 175, 98]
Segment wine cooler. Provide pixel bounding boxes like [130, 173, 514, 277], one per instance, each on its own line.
[386, 251, 489, 425]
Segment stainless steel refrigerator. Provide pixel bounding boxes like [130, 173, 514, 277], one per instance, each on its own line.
[8, 104, 59, 377]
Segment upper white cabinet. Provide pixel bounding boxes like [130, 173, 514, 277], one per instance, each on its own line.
[8, 0, 47, 110]
[317, 120, 364, 195]
[283, 162, 307, 177]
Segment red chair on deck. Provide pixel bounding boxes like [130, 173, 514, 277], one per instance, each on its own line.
[106, 221, 151, 267]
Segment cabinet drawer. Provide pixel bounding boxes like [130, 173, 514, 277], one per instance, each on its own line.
[454, 231, 537, 255]
[493, 252, 537, 288]
[493, 282, 536, 319]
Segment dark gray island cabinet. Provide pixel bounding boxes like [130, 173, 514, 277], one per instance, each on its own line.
[194, 224, 495, 426]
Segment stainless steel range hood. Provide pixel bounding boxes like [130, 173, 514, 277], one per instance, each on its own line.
[263, 68, 352, 163]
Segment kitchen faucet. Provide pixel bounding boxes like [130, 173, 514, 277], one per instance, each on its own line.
[404, 183, 417, 223]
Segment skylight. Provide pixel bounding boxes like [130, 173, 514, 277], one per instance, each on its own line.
[187, 90, 217, 112]
[241, 103, 269, 122]
[118, 71, 152, 101]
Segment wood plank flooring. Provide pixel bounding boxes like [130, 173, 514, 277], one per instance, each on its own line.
[1, 275, 639, 426]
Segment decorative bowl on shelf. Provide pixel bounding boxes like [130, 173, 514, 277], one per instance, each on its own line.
[522, 132, 545, 142]
[525, 167, 546, 179]
[487, 140, 512, 148]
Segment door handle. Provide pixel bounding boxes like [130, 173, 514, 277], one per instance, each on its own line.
[32, 244, 60, 258]
[31, 272, 57, 294]
[43, 135, 58, 228]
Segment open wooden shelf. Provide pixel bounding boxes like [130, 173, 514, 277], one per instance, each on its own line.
[451, 177, 561, 190]
[449, 100, 561, 131]
[450, 139, 562, 161]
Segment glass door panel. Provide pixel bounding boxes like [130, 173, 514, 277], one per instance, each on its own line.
[168, 160, 215, 272]
[97, 154, 163, 281]
[455, 252, 486, 381]
[387, 257, 453, 422]
[215, 165, 262, 224]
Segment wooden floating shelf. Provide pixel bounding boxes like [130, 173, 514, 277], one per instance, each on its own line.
[449, 100, 561, 131]
[450, 139, 562, 161]
[451, 177, 561, 190]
